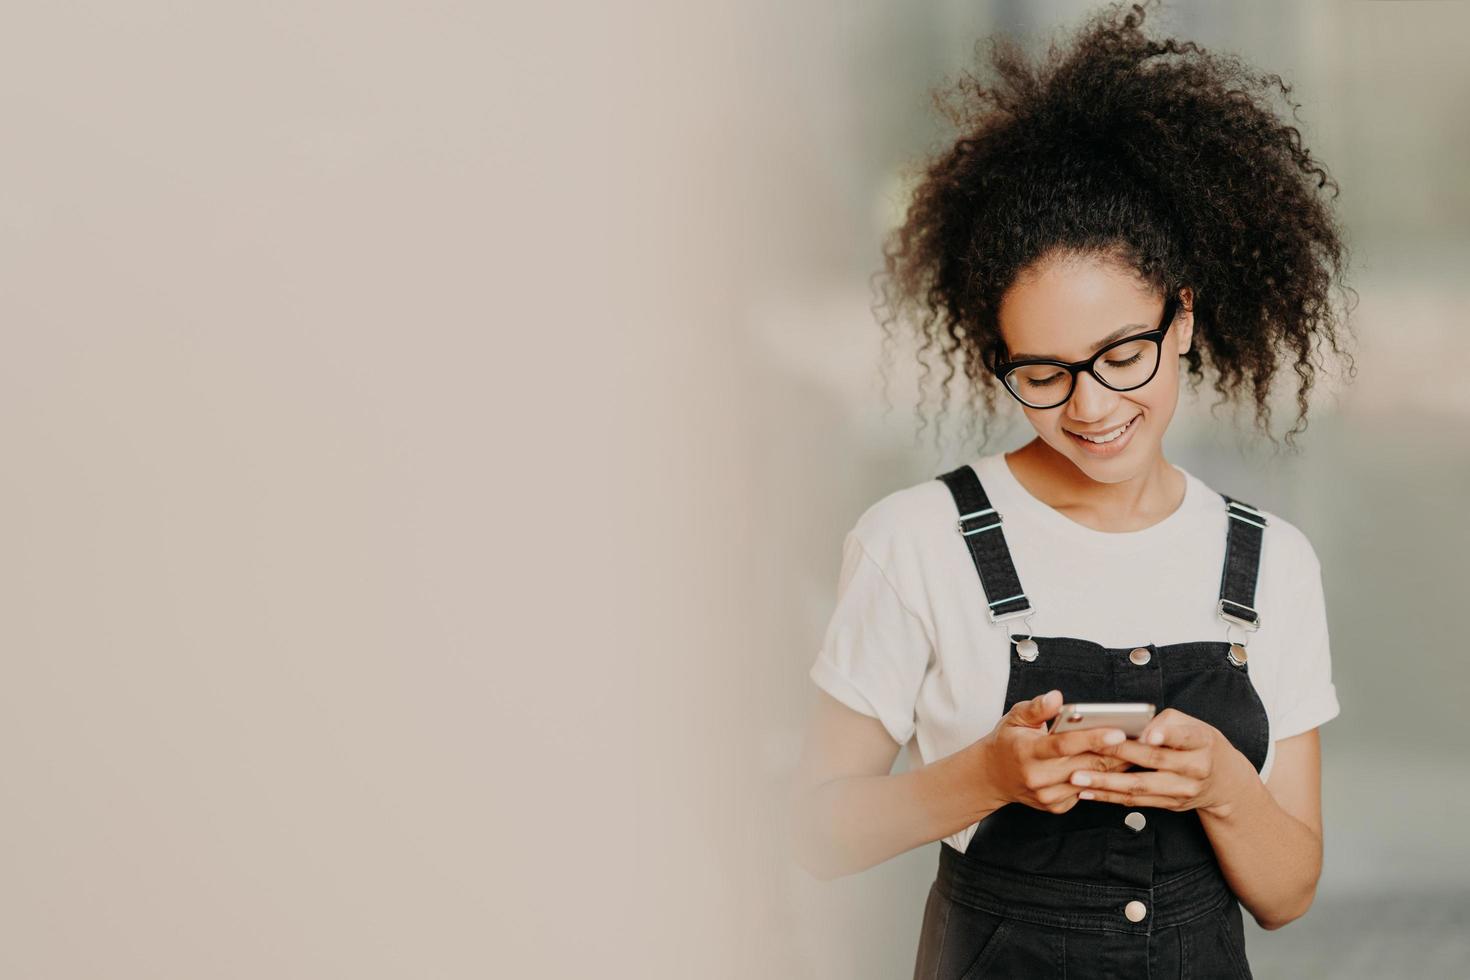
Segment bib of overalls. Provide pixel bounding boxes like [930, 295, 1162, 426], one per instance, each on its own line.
[913, 464, 1270, 980]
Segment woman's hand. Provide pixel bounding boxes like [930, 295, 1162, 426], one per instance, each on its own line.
[977, 689, 1136, 814]
[1066, 707, 1257, 817]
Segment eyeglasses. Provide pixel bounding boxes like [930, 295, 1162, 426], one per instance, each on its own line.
[991, 295, 1180, 410]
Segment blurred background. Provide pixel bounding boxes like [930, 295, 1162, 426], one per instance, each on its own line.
[0, 1, 1462, 978]
[749, 3, 1470, 979]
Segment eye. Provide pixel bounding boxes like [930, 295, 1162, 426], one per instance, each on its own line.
[1023, 371, 1066, 388]
[1101, 338, 1152, 368]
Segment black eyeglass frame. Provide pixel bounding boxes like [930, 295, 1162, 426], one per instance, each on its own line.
[990, 294, 1182, 410]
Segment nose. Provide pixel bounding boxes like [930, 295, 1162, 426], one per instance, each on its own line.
[1065, 370, 1118, 424]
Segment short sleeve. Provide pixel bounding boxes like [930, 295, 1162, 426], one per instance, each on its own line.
[808, 530, 933, 746]
[1272, 544, 1341, 740]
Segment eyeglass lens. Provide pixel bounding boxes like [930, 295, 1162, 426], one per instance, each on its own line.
[1003, 337, 1161, 408]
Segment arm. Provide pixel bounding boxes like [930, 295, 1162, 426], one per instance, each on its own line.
[1197, 729, 1324, 930]
[786, 688, 1003, 880]
[1198, 530, 1335, 928]
[1070, 718, 1326, 930]
[788, 687, 1138, 880]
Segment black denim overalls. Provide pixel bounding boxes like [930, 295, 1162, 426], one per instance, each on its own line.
[913, 464, 1271, 980]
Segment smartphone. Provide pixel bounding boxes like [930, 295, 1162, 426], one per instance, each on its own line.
[1048, 702, 1156, 738]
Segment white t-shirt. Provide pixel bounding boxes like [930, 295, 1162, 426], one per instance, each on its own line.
[809, 452, 1341, 854]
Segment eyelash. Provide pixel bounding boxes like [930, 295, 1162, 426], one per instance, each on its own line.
[1021, 352, 1143, 388]
[1018, 341, 1150, 388]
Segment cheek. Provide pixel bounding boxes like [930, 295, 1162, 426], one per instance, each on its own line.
[1023, 410, 1083, 458]
[1122, 377, 1183, 444]
[1144, 360, 1185, 416]
[1020, 406, 1060, 437]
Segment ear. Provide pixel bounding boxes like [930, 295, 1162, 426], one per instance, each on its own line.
[1176, 287, 1195, 356]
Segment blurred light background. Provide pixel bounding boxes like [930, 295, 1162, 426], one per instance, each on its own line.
[0, 1, 1462, 978]
[746, 2, 1470, 978]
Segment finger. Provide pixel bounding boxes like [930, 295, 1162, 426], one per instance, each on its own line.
[1035, 725, 1128, 759]
[1077, 789, 1184, 809]
[1033, 781, 1087, 808]
[1101, 739, 1198, 774]
[1069, 751, 1134, 772]
[1069, 768, 1200, 799]
[1030, 751, 1130, 790]
[1081, 752, 1134, 775]
[1105, 743, 1205, 781]
[1139, 715, 1206, 750]
[1007, 689, 1063, 728]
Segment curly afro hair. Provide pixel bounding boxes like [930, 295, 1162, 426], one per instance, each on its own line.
[875, 0, 1356, 450]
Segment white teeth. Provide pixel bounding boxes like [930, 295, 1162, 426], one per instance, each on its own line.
[1075, 417, 1135, 444]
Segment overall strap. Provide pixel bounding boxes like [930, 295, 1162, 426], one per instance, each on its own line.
[937, 465, 1034, 623]
[1218, 495, 1267, 630]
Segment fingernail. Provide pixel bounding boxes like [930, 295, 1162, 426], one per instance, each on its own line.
[1103, 729, 1126, 744]
[1080, 791, 1095, 800]
[1071, 772, 1092, 786]
[1148, 730, 1164, 745]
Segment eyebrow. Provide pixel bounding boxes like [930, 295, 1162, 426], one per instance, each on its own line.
[1007, 322, 1151, 362]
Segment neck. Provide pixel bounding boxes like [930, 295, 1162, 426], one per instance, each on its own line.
[1005, 437, 1184, 532]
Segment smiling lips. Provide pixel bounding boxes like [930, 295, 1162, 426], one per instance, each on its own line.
[1065, 414, 1141, 453]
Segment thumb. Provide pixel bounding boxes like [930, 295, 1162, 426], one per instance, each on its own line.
[1009, 689, 1062, 727]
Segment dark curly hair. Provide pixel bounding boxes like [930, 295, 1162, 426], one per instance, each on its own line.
[875, 0, 1356, 450]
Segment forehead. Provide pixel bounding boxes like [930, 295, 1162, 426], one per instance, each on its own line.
[998, 255, 1162, 361]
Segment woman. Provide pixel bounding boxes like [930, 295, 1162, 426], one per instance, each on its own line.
[788, 3, 1351, 978]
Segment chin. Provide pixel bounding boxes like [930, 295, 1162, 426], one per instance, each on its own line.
[1070, 458, 1146, 484]
[1048, 420, 1156, 483]
[1064, 453, 1148, 484]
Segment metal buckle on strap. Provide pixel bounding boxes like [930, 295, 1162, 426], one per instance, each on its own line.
[1226, 500, 1269, 528]
[989, 603, 1035, 625]
[1217, 598, 1261, 631]
[956, 507, 1002, 537]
